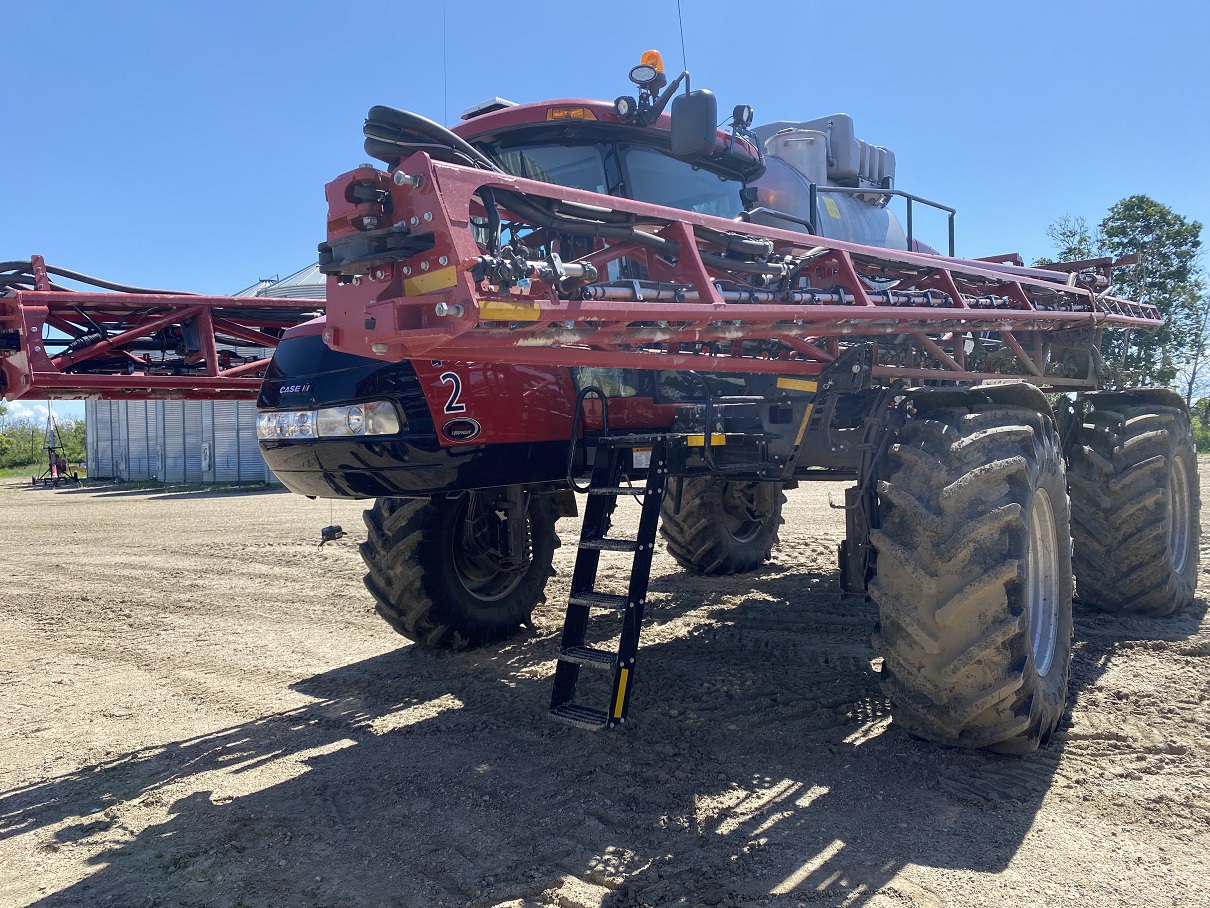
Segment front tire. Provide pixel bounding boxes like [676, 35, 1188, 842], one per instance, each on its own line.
[1067, 392, 1200, 616]
[659, 477, 785, 574]
[870, 399, 1074, 754]
[361, 492, 557, 649]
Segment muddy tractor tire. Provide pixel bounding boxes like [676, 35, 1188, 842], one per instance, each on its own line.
[659, 477, 785, 575]
[870, 398, 1073, 754]
[1067, 391, 1200, 617]
[361, 491, 557, 649]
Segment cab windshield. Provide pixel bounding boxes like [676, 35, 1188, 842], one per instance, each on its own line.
[494, 142, 743, 218]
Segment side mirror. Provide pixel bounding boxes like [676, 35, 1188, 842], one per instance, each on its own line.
[670, 89, 718, 158]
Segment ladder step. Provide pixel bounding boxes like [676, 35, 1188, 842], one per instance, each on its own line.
[579, 537, 639, 552]
[559, 645, 617, 669]
[568, 591, 628, 610]
[587, 485, 646, 496]
[549, 703, 609, 730]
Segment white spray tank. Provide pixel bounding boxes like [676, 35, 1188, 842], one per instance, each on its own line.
[749, 114, 908, 250]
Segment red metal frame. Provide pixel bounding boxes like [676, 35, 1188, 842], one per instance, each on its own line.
[2, 155, 1164, 402]
[0, 257, 321, 400]
[320, 154, 1160, 390]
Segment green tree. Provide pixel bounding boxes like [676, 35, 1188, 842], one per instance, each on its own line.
[57, 417, 87, 464]
[1041, 197, 1205, 390]
[1037, 215, 1099, 264]
[1099, 195, 1203, 387]
[0, 417, 42, 469]
[1179, 288, 1210, 406]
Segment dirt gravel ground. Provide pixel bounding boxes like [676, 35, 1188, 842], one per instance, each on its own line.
[1, 469, 1208, 908]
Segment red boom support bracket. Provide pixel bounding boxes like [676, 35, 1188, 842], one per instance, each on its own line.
[0, 257, 321, 401]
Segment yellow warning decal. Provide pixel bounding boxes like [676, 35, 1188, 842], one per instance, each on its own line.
[613, 668, 630, 719]
[403, 266, 457, 296]
[686, 433, 726, 447]
[794, 403, 816, 447]
[776, 377, 818, 393]
[823, 196, 842, 220]
[479, 300, 542, 321]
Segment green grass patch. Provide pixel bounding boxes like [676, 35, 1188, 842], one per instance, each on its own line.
[0, 463, 87, 480]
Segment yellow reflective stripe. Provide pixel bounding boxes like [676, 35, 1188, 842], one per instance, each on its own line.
[776, 377, 818, 392]
[479, 300, 542, 321]
[686, 433, 726, 447]
[403, 266, 457, 295]
[794, 403, 816, 447]
[613, 668, 630, 719]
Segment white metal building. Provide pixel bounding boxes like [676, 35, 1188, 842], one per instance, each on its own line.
[86, 265, 324, 483]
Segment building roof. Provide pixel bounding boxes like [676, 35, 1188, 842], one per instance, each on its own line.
[232, 264, 326, 300]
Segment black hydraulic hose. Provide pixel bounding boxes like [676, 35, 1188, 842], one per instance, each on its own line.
[364, 105, 501, 172]
[363, 136, 481, 169]
[698, 251, 785, 276]
[72, 305, 109, 338]
[1, 260, 195, 295]
[44, 264, 196, 296]
[686, 371, 720, 473]
[693, 225, 773, 258]
[63, 332, 106, 354]
[551, 200, 666, 227]
[567, 386, 609, 492]
[479, 188, 501, 255]
[494, 190, 680, 256]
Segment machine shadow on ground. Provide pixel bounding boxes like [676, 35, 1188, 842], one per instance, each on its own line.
[3, 563, 1205, 908]
[33, 483, 289, 501]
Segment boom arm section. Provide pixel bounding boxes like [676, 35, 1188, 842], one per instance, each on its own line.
[319, 154, 1160, 389]
[0, 257, 321, 401]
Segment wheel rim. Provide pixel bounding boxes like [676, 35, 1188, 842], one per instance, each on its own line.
[1168, 455, 1193, 576]
[1027, 489, 1060, 677]
[449, 496, 528, 602]
[719, 482, 774, 542]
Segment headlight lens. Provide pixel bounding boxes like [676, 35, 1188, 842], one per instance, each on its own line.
[257, 400, 404, 439]
[363, 401, 400, 435]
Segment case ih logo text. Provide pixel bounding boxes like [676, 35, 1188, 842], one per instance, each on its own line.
[279, 383, 310, 394]
[441, 418, 481, 442]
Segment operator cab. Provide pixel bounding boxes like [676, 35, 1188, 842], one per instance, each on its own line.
[452, 49, 763, 219]
[451, 52, 925, 253]
[465, 118, 747, 219]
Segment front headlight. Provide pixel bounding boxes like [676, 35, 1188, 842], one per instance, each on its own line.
[257, 400, 404, 439]
[255, 410, 315, 439]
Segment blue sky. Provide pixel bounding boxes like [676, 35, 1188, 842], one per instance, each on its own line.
[4, 0, 1208, 420]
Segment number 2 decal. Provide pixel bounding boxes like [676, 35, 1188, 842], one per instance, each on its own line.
[439, 371, 467, 414]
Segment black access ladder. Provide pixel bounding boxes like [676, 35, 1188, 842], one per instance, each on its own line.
[549, 434, 670, 730]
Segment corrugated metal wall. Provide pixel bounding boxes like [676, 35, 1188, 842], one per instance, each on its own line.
[212, 401, 243, 482]
[86, 400, 275, 484]
[85, 262, 322, 486]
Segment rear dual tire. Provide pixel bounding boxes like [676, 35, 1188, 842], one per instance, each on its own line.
[1067, 393, 1200, 616]
[660, 477, 785, 575]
